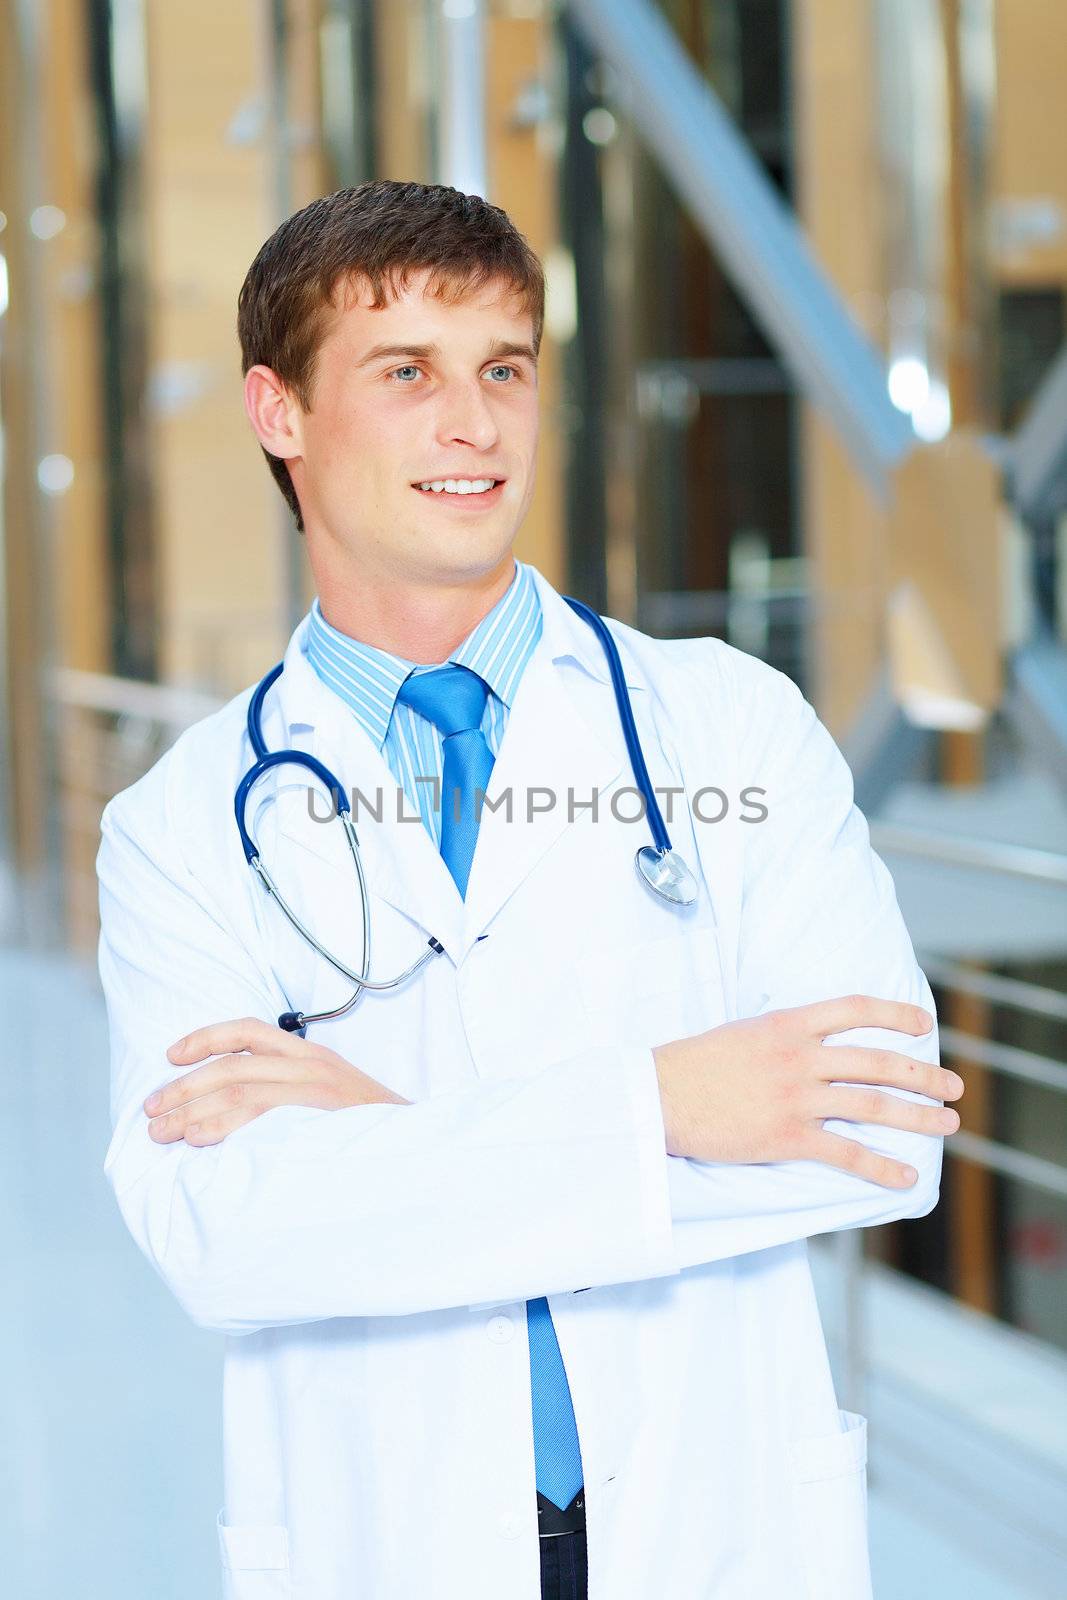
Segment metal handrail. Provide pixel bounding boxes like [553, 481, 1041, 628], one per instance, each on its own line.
[930, 1030, 1067, 1194]
[945, 1131, 1067, 1200]
[919, 955, 1067, 1022]
[938, 1026, 1067, 1094]
[639, 589, 813, 630]
[50, 666, 223, 731]
[870, 824, 1067, 1199]
[871, 822, 1067, 885]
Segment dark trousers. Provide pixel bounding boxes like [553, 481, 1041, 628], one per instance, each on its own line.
[539, 1529, 588, 1599]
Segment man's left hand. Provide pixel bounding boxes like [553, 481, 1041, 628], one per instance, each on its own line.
[143, 1017, 410, 1145]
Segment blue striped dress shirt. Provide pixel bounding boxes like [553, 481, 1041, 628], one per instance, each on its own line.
[304, 558, 543, 850]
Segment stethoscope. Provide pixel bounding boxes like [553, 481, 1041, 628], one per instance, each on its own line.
[235, 595, 700, 1035]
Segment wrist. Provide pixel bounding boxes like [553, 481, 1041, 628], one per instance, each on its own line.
[652, 1039, 687, 1156]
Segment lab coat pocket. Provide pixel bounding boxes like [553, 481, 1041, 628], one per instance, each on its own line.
[217, 1508, 292, 1598]
[785, 1409, 872, 1600]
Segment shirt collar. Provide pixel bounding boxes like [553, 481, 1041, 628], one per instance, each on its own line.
[304, 557, 542, 750]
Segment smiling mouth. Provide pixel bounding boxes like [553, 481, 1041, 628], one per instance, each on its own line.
[412, 479, 506, 505]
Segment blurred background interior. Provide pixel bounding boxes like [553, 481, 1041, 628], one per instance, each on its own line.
[1, 1, 1065, 1595]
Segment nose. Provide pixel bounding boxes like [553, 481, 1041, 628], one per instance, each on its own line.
[436, 377, 500, 452]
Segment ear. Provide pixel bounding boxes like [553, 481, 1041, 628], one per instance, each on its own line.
[244, 364, 303, 460]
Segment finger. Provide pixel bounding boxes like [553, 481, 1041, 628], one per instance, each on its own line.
[146, 1089, 235, 1143]
[800, 994, 934, 1041]
[149, 1083, 276, 1147]
[167, 1017, 310, 1067]
[144, 1051, 306, 1117]
[817, 1046, 963, 1102]
[818, 1085, 960, 1136]
[801, 1129, 920, 1189]
[148, 1078, 341, 1145]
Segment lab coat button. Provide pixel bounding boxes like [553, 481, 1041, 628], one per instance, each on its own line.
[486, 1313, 514, 1343]
[498, 1511, 522, 1539]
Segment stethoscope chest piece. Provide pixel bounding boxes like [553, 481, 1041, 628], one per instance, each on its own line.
[242, 593, 703, 1032]
[636, 845, 699, 906]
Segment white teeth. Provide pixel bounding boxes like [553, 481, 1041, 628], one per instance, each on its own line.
[417, 478, 497, 494]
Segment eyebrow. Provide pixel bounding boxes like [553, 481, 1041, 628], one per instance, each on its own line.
[354, 339, 538, 370]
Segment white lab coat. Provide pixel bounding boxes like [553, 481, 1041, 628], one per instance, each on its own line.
[97, 563, 943, 1599]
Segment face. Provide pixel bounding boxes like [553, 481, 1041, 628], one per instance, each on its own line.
[247, 265, 540, 591]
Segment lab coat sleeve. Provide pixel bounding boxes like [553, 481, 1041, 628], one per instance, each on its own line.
[663, 648, 945, 1269]
[97, 775, 679, 1333]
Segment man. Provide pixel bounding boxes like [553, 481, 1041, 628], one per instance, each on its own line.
[97, 180, 962, 1600]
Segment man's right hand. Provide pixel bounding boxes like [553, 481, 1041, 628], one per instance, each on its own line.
[652, 994, 963, 1189]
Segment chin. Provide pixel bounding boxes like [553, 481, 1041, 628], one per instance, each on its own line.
[415, 536, 516, 577]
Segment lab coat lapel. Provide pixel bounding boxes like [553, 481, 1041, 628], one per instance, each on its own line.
[263, 566, 645, 962]
[267, 630, 468, 958]
[460, 568, 643, 945]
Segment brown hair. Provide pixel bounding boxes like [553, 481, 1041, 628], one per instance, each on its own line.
[237, 180, 545, 532]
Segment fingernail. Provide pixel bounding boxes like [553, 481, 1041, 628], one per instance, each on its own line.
[168, 1037, 187, 1057]
[903, 1166, 918, 1183]
[145, 1090, 162, 1112]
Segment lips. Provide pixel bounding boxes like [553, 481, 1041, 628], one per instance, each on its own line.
[412, 480, 506, 506]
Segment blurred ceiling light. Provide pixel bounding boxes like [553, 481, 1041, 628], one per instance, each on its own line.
[442, 0, 476, 16]
[148, 360, 216, 416]
[992, 196, 1065, 255]
[543, 246, 577, 343]
[509, 77, 553, 130]
[582, 107, 617, 146]
[226, 97, 266, 147]
[37, 454, 75, 495]
[29, 205, 66, 240]
[911, 379, 952, 443]
[0, 255, 8, 318]
[898, 688, 987, 732]
[0, 211, 7, 233]
[887, 355, 930, 414]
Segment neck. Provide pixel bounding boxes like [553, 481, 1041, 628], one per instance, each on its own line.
[314, 554, 518, 663]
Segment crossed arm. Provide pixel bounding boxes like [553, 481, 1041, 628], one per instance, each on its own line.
[98, 660, 959, 1332]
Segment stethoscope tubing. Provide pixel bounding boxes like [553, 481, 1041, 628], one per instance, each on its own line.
[561, 596, 672, 855]
[238, 596, 695, 1033]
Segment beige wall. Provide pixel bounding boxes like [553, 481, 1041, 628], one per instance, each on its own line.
[792, 0, 890, 736]
[145, 0, 319, 694]
[486, 8, 565, 589]
[1, 0, 110, 941]
[793, 0, 1047, 734]
[992, 0, 1067, 287]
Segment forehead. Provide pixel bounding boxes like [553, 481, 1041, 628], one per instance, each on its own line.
[327, 265, 533, 351]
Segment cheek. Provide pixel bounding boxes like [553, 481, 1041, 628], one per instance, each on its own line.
[515, 403, 539, 472]
[309, 404, 389, 487]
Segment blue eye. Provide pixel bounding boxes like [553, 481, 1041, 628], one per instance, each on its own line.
[387, 363, 521, 385]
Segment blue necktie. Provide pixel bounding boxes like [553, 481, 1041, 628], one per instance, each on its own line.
[394, 664, 585, 1510]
